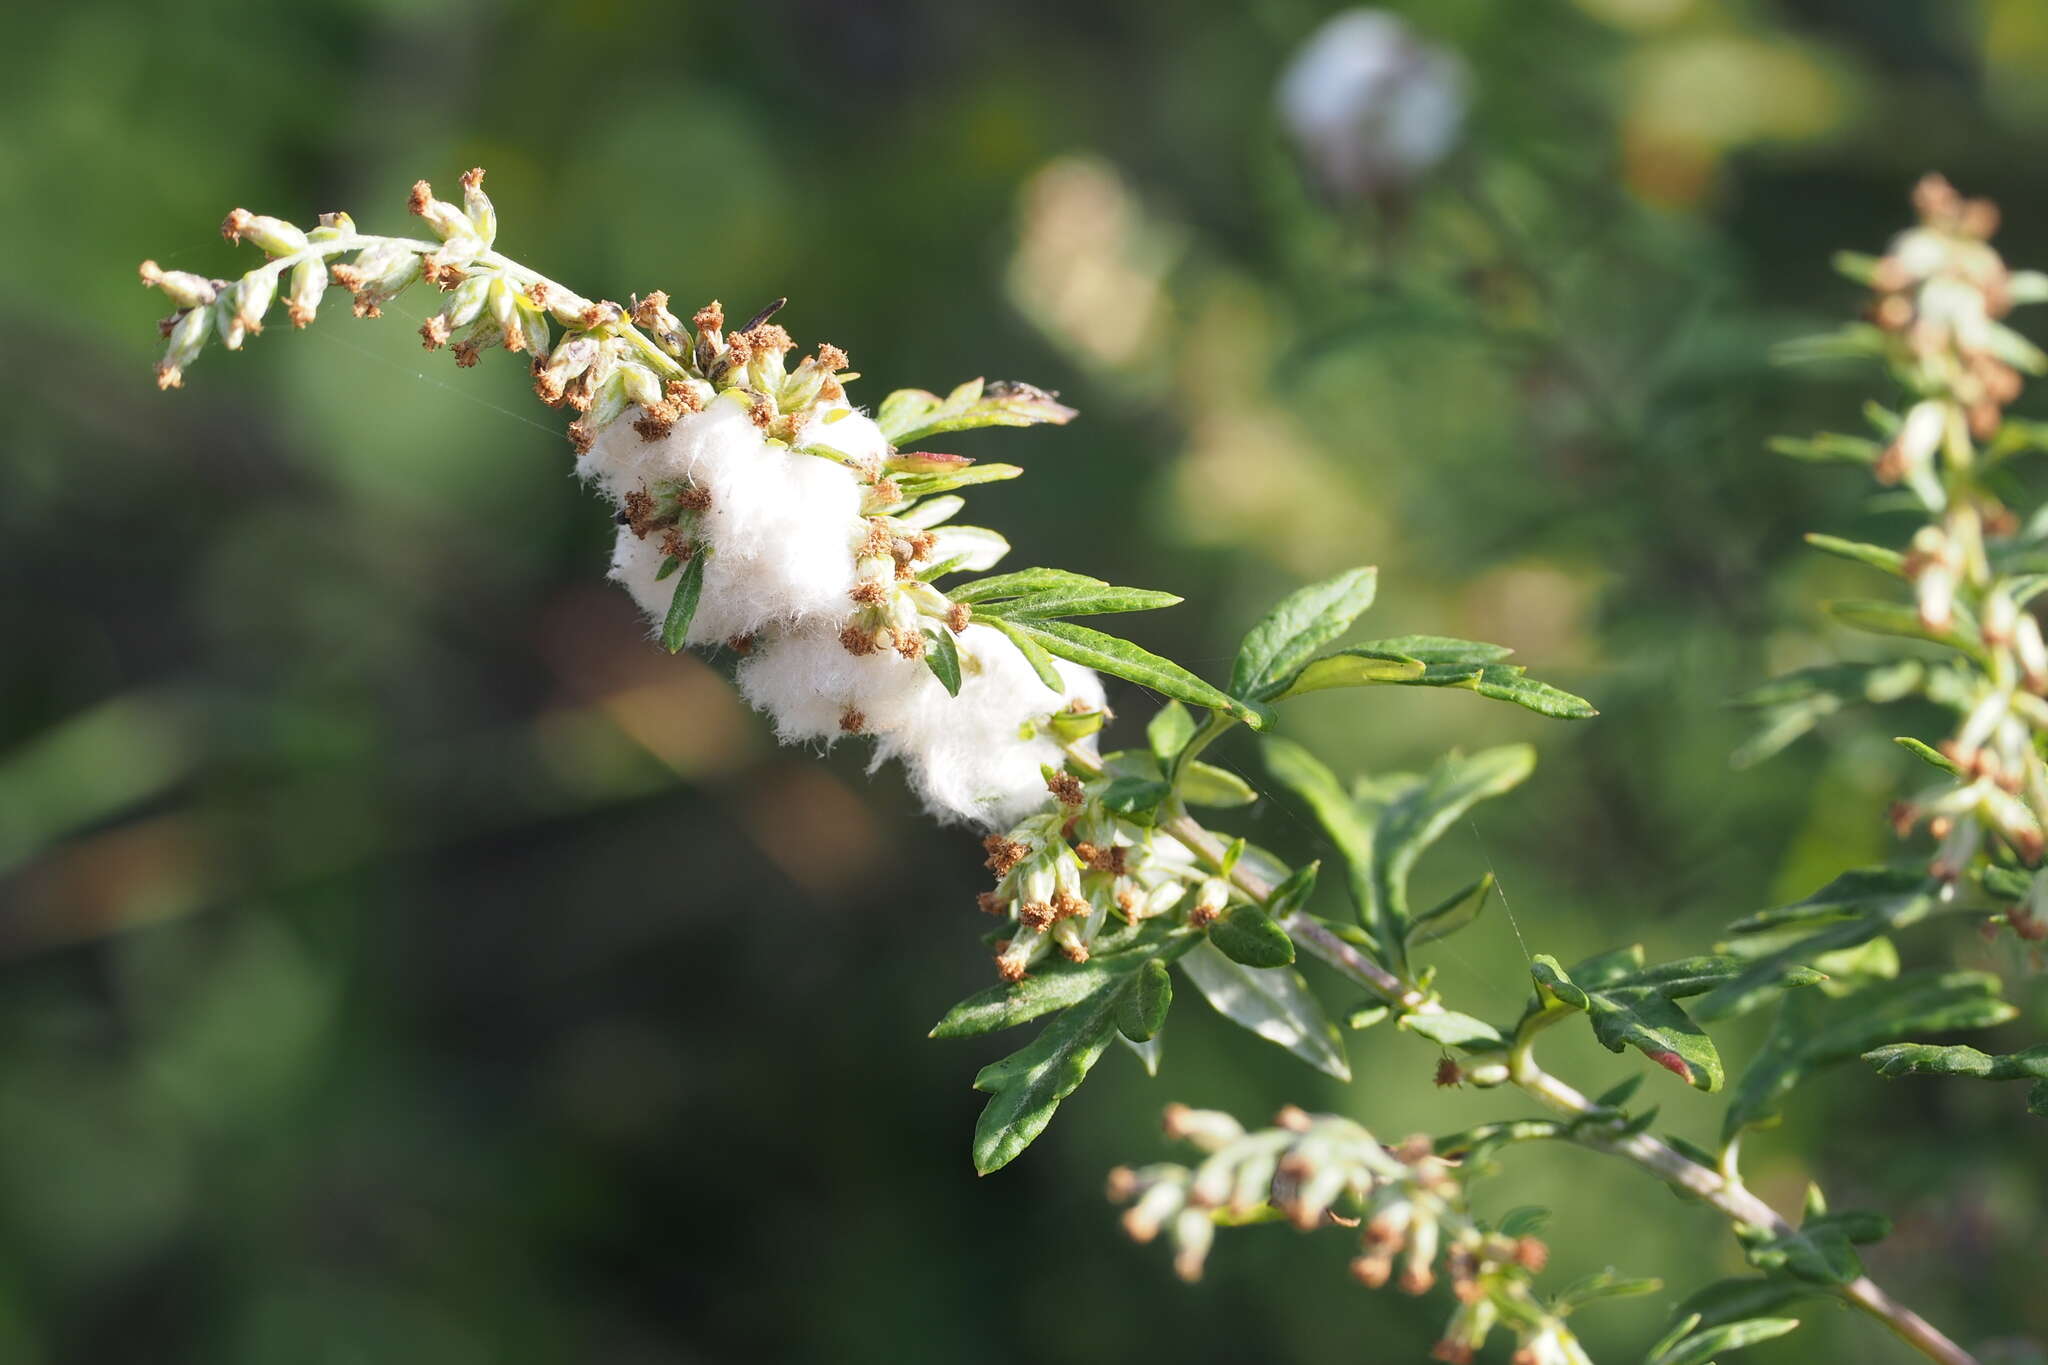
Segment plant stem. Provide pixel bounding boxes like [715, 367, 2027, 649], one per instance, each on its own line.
[1070, 738, 1976, 1365]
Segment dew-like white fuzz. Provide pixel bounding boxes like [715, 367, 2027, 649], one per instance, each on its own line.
[588, 396, 867, 644]
[736, 623, 1103, 828]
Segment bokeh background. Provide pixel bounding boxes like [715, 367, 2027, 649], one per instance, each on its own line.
[5, 0, 2048, 1360]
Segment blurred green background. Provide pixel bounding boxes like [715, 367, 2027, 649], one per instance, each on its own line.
[5, 0, 2047, 1360]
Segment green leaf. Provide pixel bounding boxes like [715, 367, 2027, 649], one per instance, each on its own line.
[1357, 636, 1516, 665]
[1267, 861, 1320, 917]
[1266, 649, 1427, 700]
[1178, 941, 1349, 1080]
[1552, 1270, 1663, 1313]
[974, 585, 1183, 620]
[1147, 701, 1195, 767]
[653, 554, 681, 581]
[1262, 738, 1384, 955]
[925, 628, 962, 696]
[891, 462, 1023, 501]
[983, 617, 1065, 691]
[1824, 598, 1984, 660]
[1669, 1277, 1819, 1334]
[1529, 952, 1725, 1092]
[1118, 958, 1173, 1042]
[1893, 735, 1960, 774]
[1725, 969, 2017, 1138]
[948, 567, 1107, 605]
[1804, 533, 1904, 577]
[1179, 761, 1257, 808]
[1729, 660, 1929, 768]
[995, 617, 1259, 725]
[1406, 872, 1494, 948]
[1208, 904, 1295, 968]
[1362, 746, 1536, 977]
[1401, 1010, 1505, 1050]
[971, 986, 1123, 1174]
[876, 377, 1078, 445]
[1098, 776, 1169, 822]
[1647, 1315, 1802, 1365]
[1497, 1206, 1551, 1238]
[1703, 869, 1941, 1020]
[659, 552, 707, 653]
[930, 927, 1195, 1037]
[1120, 1032, 1163, 1076]
[1230, 566, 1379, 700]
[1863, 1040, 2048, 1120]
[1769, 430, 1881, 464]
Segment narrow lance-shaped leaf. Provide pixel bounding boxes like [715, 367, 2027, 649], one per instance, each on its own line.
[996, 617, 1260, 726]
[924, 627, 962, 696]
[660, 552, 707, 653]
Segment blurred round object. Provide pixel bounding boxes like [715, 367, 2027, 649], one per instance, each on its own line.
[1275, 9, 1469, 204]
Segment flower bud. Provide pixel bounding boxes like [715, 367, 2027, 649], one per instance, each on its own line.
[458, 167, 496, 245]
[234, 269, 276, 334]
[286, 258, 327, 327]
[156, 305, 211, 389]
[138, 261, 218, 310]
[1161, 1103, 1245, 1152]
[1170, 1207, 1215, 1282]
[407, 180, 475, 243]
[221, 208, 308, 256]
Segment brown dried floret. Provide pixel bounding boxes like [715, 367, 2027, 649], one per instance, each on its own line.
[839, 708, 866, 734]
[983, 835, 1030, 875]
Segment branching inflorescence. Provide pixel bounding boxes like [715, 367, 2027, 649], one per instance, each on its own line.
[141, 172, 2038, 1365]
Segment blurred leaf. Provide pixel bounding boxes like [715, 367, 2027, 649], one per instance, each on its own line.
[1401, 1010, 1504, 1050]
[1179, 942, 1349, 1080]
[1147, 701, 1196, 767]
[1769, 431, 1880, 465]
[1552, 1269, 1663, 1313]
[1230, 566, 1379, 700]
[1724, 970, 2016, 1138]
[1824, 599, 1984, 661]
[1804, 533, 1904, 577]
[1646, 1313, 1802, 1365]
[1179, 761, 1256, 808]
[930, 925, 1194, 1037]
[1407, 872, 1494, 948]
[1703, 868, 1941, 1020]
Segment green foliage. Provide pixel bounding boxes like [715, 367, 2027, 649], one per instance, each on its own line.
[1177, 942, 1349, 1081]
[1266, 738, 1533, 978]
[874, 378, 1078, 445]
[1528, 949, 1734, 1092]
[659, 552, 706, 653]
[1207, 904, 1295, 968]
[1862, 1041, 2048, 1118]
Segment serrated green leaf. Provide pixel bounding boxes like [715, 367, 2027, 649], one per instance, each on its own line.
[948, 567, 1107, 605]
[1231, 566, 1379, 700]
[971, 986, 1123, 1174]
[925, 628, 962, 696]
[1118, 958, 1173, 1042]
[659, 552, 707, 653]
[1208, 904, 1295, 968]
[929, 927, 1196, 1037]
[1530, 954, 1724, 1091]
[997, 617, 1258, 725]
[1179, 941, 1349, 1080]
[975, 585, 1183, 621]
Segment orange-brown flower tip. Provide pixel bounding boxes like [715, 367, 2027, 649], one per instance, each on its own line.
[724, 633, 756, 655]
[1105, 1166, 1138, 1202]
[1274, 1105, 1312, 1132]
[580, 300, 625, 330]
[154, 362, 184, 391]
[995, 954, 1028, 984]
[983, 836, 1030, 875]
[815, 342, 849, 372]
[220, 207, 253, 243]
[459, 166, 486, 192]
[1349, 1254, 1392, 1289]
[1514, 1236, 1549, 1272]
[1120, 1207, 1159, 1244]
[838, 708, 866, 735]
[1398, 1266, 1435, 1296]
[1017, 900, 1055, 931]
[693, 299, 724, 332]
[1047, 771, 1087, 806]
[849, 581, 888, 606]
[419, 315, 451, 350]
[1429, 1343, 1474, 1365]
[1433, 1057, 1462, 1088]
[452, 340, 482, 367]
[976, 891, 1006, 917]
[1058, 940, 1089, 964]
[407, 180, 433, 215]
[567, 419, 595, 455]
[138, 259, 163, 286]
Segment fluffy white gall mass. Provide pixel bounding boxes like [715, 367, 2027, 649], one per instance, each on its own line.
[736, 623, 1103, 828]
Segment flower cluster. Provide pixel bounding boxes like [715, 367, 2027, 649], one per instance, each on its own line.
[141, 172, 1110, 830]
[1110, 1105, 1584, 1365]
[1844, 176, 2048, 933]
